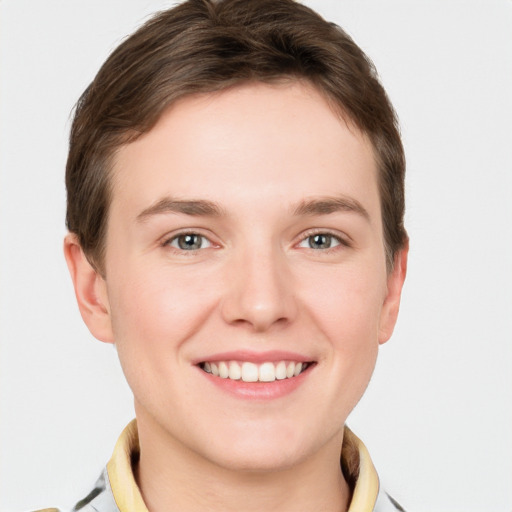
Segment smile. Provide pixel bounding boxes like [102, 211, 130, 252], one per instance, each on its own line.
[200, 360, 311, 383]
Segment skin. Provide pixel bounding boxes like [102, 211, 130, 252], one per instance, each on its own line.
[65, 81, 407, 512]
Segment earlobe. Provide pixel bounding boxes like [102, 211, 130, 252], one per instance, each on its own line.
[378, 241, 409, 345]
[63, 233, 114, 344]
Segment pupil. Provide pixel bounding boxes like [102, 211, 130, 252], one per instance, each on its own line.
[310, 234, 330, 249]
[179, 234, 201, 250]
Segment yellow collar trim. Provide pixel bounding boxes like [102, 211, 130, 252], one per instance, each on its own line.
[107, 420, 379, 512]
[106, 420, 147, 512]
[344, 427, 380, 511]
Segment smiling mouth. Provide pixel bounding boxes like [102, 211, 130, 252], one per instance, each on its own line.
[199, 360, 313, 383]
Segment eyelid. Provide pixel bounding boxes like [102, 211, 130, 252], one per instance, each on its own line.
[161, 229, 219, 251]
[159, 227, 351, 252]
[295, 228, 352, 249]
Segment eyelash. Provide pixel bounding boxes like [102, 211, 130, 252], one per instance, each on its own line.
[296, 230, 351, 252]
[161, 229, 351, 254]
[162, 231, 214, 253]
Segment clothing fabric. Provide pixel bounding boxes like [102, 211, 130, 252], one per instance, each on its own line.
[39, 420, 405, 512]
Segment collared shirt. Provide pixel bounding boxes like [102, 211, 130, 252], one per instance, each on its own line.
[41, 421, 405, 512]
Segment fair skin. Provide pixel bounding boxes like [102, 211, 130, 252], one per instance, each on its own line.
[65, 81, 407, 512]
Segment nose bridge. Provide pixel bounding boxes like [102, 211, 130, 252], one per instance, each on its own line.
[221, 239, 296, 331]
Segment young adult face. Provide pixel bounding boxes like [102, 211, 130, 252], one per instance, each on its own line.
[66, 81, 407, 473]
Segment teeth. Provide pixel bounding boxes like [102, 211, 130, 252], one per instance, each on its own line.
[202, 360, 309, 382]
[218, 362, 229, 379]
[275, 361, 287, 380]
[259, 362, 275, 382]
[241, 362, 259, 382]
[228, 361, 241, 380]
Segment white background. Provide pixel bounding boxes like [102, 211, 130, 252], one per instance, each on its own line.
[1, 1, 511, 511]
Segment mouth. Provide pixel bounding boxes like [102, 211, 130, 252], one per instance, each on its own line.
[199, 360, 314, 383]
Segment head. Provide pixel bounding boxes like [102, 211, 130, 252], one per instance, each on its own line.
[64, 0, 408, 475]
[66, 0, 406, 275]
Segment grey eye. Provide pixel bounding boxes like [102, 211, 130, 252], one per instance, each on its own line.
[308, 234, 335, 249]
[298, 233, 341, 250]
[171, 233, 210, 250]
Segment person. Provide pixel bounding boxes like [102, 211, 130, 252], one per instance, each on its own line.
[56, 0, 408, 510]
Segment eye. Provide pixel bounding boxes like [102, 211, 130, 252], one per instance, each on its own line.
[298, 233, 342, 250]
[167, 233, 212, 251]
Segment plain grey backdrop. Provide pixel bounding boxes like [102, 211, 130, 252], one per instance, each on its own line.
[1, 1, 511, 510]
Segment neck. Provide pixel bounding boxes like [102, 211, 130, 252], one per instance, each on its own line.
[134, 413, 351, 512]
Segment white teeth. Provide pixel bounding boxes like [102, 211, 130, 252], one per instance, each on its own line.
[275, 361, 287, 380]
[259, 362, 276, 382]
[241, 362, 259, 382]
[202, 360, 309, 382]
[218, 361, 229, 379]
[228, 361, 241, 380]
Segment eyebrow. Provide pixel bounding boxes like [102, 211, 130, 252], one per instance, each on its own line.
[136, 198, 224, 221]
[136, 195, 369, 222]
[292, 196, 370, 221]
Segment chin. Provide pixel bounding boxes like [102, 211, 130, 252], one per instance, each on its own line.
[199, 421, 328, 473]
[207, 445, 304, 474]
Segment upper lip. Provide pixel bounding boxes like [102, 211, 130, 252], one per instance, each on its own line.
[192, 350, 314, 365]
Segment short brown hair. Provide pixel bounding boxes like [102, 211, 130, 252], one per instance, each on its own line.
[66, 0, 407, 272]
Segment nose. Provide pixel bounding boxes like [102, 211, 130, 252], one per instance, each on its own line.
[220, 245, 297, 332]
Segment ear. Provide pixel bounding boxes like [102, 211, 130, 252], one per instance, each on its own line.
[63, 233, 114, 344]
[378, 241, 409, 345]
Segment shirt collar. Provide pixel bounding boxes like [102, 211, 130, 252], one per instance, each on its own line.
[106, 420, 146, 512]
[107, 420, 379, 512]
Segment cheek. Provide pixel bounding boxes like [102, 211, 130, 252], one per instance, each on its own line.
[299, 265, 383, 393]
[113, 257, 216, 320]
[105, 267, 216, 406]
[106, 264, 214, 356]
[301, 264, 385, 341]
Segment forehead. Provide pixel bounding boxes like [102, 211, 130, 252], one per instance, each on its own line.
[110, 81, 379, 220]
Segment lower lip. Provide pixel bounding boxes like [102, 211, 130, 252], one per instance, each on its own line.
[199, 366, 313, 400]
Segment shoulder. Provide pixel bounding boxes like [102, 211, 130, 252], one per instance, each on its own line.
[70, 468, 119, 512]
[375, 488, 407, 511]
[32, 467, 119, 512]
